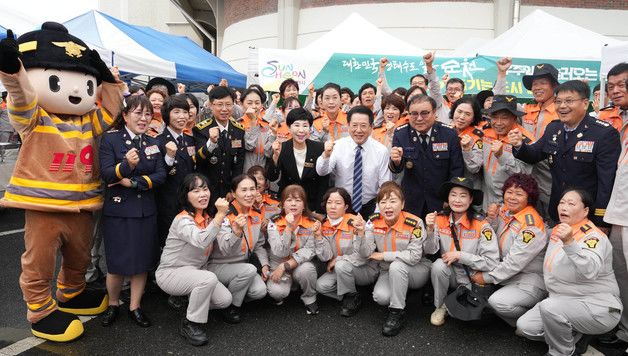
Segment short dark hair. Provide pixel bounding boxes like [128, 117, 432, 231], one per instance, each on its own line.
[593, 84, 601, 93]
[286, 107, 313, 127]
[114, 95, 152, 129]
[561, 189, 593, 210]
[607, 62, 628, 79]
[248, 84, 267, 103]
[347, 105, 374, 125]
[209, 86, 235, 102]
[502, 173, 540, 206]
[340, 87, 355, 102]
[407, 94, 437, 111]
[446, 77, 465, 91]
[280, 184, 315, 220]
[281, 96, 302, 112]
[358, 83, 377, 102]
[246, 165, 266, 178]
[185, 93, 199, 112]
[410, 74, 429, 86]
[555, 80, 590, 99]
[279, 79, 299, 97]
[241, 88, 263, 103]
[129, 85, 145, 94]
[320, 82, 341, 97]
[405, 85, 428, 106]
[381, 94, 405, 114]
[449, 97, 481, 127]
[392, 87, 407, 97]
[230, 174, 257, 193]
[178, 173, 210, 216]
[377, 181, 404, 203]
[161, 94, 190, 126]
[321, 187, 354, 215]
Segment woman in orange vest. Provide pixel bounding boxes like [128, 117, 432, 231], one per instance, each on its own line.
[267, 184, 321, 314]
[311, 83, 348, 142]
[372, 94, 405, 150]
[247, 165, 280, 220]
[426, 177, 499, 326]
[264, 95, 300, 144]
[451, 97, 484, 190]
[146, 88, 167, 137]
[240, 88, 272, 172]
[315, 187, 378, 314]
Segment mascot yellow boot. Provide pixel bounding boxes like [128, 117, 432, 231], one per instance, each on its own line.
[0, 23, 123, 342]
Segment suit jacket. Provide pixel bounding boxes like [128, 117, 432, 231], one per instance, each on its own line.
[266, 139, 329, 213]
[100, 128, 166, 218]
[155, 130, 196, 217]
[514, 115, 620, 227]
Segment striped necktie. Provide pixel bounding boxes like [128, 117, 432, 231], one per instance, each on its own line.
[352, 145, 363, 213]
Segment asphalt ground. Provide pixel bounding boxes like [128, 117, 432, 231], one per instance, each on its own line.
[0, 208, 623, 355]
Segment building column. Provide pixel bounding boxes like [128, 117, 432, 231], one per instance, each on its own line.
[277, 0, 300, 49]
[493, 0, 515, 37]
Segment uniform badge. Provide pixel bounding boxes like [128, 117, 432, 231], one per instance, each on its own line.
[169, 167, 177, 176]
[481, 228, 493, 241]
[522, 230, 535, 243]
[412, 226, 422, 239]
[475, 140, 483, 149]
[125, 140, 132, 145]
[575, 141, 594, 153]
[576, 133, 583, 138]
[552, 135, 557, 142]
[548, 155, 554, 164]
[187, 146, 196, 156]
[462, 230, 476, 239]
[268, 221, 277, 231]
[210, 156, 219, 164]
[584, 237, 599, 249]
[303, 162, 314, 168]
[405, 161, 414, 169]
[413, 136, 418, 142]
[432, 142, 448, 152]
[231, 139, 243, 148]
[145, 145, 160, 155]
[112, 196, 121, 203]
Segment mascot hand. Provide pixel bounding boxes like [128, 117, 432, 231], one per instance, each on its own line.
[0, 30, 21, 74]
[89, 49, 116, 84]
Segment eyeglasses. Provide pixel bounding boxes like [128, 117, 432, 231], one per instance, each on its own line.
[554, 98, 586, 107]
[212, 102, 234, 109]
[409, 110, 432, 118]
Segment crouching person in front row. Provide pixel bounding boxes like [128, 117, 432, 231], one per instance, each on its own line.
[361, 181, 435, 337]
[156, 174, 233, 346]
[517, 189, 622, 356]
[267, 185, 320, 314]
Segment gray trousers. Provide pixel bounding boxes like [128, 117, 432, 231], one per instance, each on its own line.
[85, 210, 107, 282]
[316, 260, 378, 301]
[517, 297, 621, 356]
[488, 284, 546, 327]
[207, 263, 266, 307]
[373, 259, 431, 309]
[431, 258, 470, 308]
[267, 261, 318, 305]
[610, 225, 628, 342]
[156, 266, 232, 323]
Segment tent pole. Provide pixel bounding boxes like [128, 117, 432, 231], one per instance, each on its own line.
[170, 0, 216, 54]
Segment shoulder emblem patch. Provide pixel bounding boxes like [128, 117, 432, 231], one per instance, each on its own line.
[404, 217, 418, 227]
[524, 214, 535, 227]
[230, 118, 244, 130]
[580, 224, 592, 233]
[584, 236, 599, 249]
[270, 213, 282, 222]
[472, 128, 484, 138]
[474, 140, 483, 149]
[481, 228, 493, 241]
[522, 230, 535, 244]
[595, 119, 610, 127]
[196, 118, 213, 130]
[396, 123, 409, 131]
[412, 226, 422, 239]
[369, 213, 381, 222]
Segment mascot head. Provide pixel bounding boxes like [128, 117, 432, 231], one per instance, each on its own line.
[17, 22, 102, 115]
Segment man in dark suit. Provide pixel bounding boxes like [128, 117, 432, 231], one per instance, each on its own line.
[511, 80, 621, 230]
[390, 95, 464, 218]
[193, 86, 245, 205]
[266, 108, 329, 214]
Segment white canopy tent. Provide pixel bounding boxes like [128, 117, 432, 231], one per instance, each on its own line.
[476, 9, 622, 60]
[599, 41, 628, 104]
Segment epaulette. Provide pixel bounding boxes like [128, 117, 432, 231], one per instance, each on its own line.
[404, 217, 418, 227]
[270, 213, 283, 222]
[196, 118, 212, 130]
[437, 121, 454, 129]
[594, 119, 611, 128]
[482, 121, 491, 130]
[580, 224, 592, 233]
[230, 117, 244, 130]
[396, 123, 409, 131]
[473, 211, 486, 221]
[105, 128, 119, 133]
[524, 213, 535, 227]
[369, 213, 381, 222]
[600, 104, 615, 111]
[523, 136, 532, 144]
[472, 128, 484, 137]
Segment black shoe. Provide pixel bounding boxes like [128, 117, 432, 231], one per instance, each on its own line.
[128, 308, 151, 327]
[179, 317, 208, 346]
[382, 308, 405, 337]
[168, 295, 189, 310]
[340, 293, 361, 317]
[101, 305, 119, 327]
[575, 334, 593, 355]
[597, 332, 628, 349]
[221, 305, 241, 324]
[305, 302, 319, 315]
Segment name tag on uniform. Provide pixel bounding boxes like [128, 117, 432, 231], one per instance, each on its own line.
[432, 142, 448, 152]
[462, 230, 476, 239]
[340, 232, 353, 238]
[187, 146, 196, 156]
[397, 233, 410, 239]
[303, 162, 314, 168]
[374, 228, 386, 234]
[231, 139, 242, 148]
[144, 145, 159, 155]
[575, 141, 594, 153]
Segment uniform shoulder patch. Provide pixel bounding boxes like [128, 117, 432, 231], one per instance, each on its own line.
[404, 217, 418, 227]
[369, 213, 381, 222]
[439, 122, 454, 129]
[270, 213, 283, 222]
[580, 224, 592, 233]
[196, 118, 213, 130]
[524, 214, 535, 227]
[105, 128, 119, 133]
[481, 228, 493, 241]
[230, 118, 244, 130]
[599, 105, 615, 111]
[472, 128, 484, 137]
[522, 136, 532, 144]
[474, 139, 483, 149]
[395, 123, 409, 131]
[473, 212, 486, 221]
[522, 230, 535, 244]
[594, 119, 610, 127]
[412, 226, 422, 239]
[584, 236, 599, 249]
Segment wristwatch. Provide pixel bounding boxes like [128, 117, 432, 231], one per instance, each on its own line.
[283, 262, 292, 272]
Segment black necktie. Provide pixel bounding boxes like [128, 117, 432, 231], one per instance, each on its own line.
[420, 134, 429, 151]
[132, 136, 140, 150]
[176, 135, 184, 148]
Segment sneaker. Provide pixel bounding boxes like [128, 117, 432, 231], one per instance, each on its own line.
[179, 317, 208, 346]
[221, 305, 241, 324]
[305, 302, 319, 315]
[382, 308, 405, 337]
[340, 293, 361, 317]
[430, 305, 448, 326]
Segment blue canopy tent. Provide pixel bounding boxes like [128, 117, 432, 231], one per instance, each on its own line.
[64, 10, 245, 88]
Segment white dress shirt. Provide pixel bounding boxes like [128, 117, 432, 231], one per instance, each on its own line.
[316, 136, 391, 204]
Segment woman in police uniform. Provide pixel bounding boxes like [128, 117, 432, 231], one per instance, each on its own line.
[99, 95, 166, 327]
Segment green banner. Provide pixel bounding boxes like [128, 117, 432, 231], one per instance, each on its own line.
[312, 53, 601, 100]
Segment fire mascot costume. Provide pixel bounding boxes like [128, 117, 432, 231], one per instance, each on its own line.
[0, 23, 123, 341]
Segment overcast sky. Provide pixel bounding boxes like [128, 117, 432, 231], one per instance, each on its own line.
[3, 0, 98, 27]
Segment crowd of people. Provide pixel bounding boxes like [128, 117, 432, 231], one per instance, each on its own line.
[2, 47, 628, 355]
